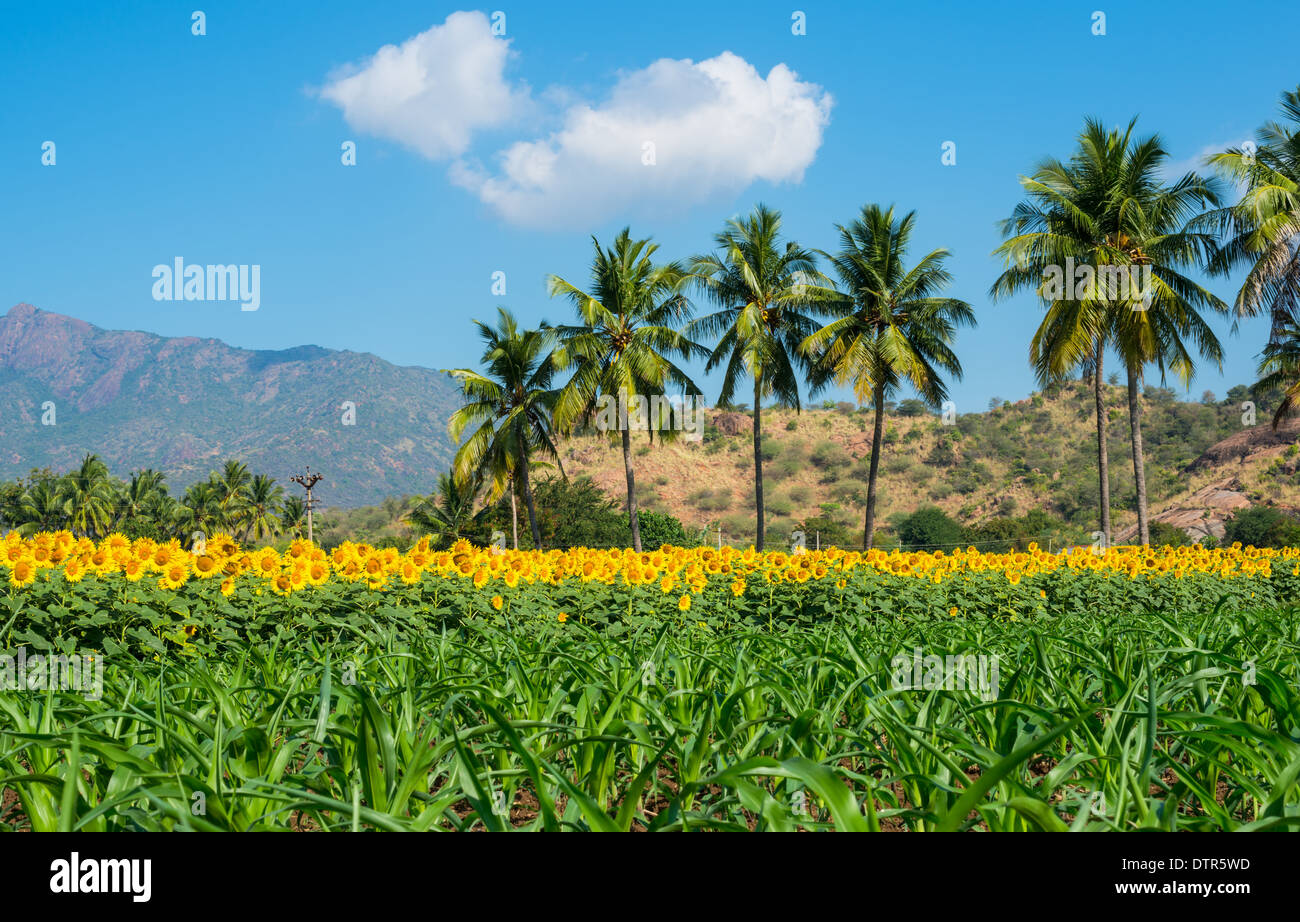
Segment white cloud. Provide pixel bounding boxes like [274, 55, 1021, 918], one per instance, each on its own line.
[318, 11, 526, 160]
[450, 51, 832, 227]
[1161, 140, 1248, 181]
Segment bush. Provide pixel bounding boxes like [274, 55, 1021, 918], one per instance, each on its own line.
[895, 506, 965, 550]
[687, 488, 732, 512]
[809, 440, 841, 468]
[637, 510, 689, 548]
[766, 496, 794, 517]
[1223, 506, 1300, 548]
[1148, 521, 1191, 547]
[797, 515, 856, 548]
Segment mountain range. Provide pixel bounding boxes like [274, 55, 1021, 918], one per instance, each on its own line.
[0, 303, 459, 506]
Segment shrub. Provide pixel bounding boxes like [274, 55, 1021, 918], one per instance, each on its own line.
[1148, 521, 1191, 547]
[1223, 506, 1300, 548]
[809, 440, 843, 468]
[896, 506, 965, 550]
[636, 510, 688, 548]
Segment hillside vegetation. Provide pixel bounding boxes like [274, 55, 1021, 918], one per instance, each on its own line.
[313, 380, 1300, 550]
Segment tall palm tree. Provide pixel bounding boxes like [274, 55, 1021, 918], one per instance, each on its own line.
[688, 204, 836, 550]
[406, 471, 485, 549]
[241, 474, 284, 542]
[803, 205, 973, 549]
[992, 118, 1225, 545]
[1106, 163, 1225, 545]
[445, 308, 564, 550]
[547, 228, 704, 551]
[63, 453, 115, 538]
[1204, 85, 1300, 427]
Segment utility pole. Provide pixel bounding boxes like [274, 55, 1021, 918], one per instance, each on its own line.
[290, 468, 324, 543]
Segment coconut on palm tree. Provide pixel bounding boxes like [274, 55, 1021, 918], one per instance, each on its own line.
[547, 228, 704, 552]
[688, 204, 836, 550]
[445, 308, 564, 550]
[803, 205, 973, 549]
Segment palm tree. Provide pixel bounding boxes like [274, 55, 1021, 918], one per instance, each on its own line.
[688, 204, 836, 550]
[1256, 320, 1300, 427]
[63, 453, 115, 538]
[803, 205, 974, 549]
[280, 496, 307, 539]
[1206, 86, 1300, 338]
[406, 471, 485, 549]
[445, 308, 564, 550]
[176, 480, 223, 545]
[241, 474, 284, 542]
[547, 228, 705, 551]
[1106, 165, 1225, 545]
[117, 469, 168, 529]
[16, 479, 68, 535]
[993, 119, 1224, 545]
[212, 460, 252, 533]
[1204, 85, 1300, 427]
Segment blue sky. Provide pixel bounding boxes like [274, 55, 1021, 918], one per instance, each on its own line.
[3, 0, 1297, 413]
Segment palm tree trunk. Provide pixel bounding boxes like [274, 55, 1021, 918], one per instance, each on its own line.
[864, 383, 885, 550]
[622, 426, 642, 552]
[753, 378, 765, 551]
[1126, 362, 1150, 545]
[509, 477, 519, 550]
[519, 461, 542, 549]
[1094, 341, 1112, 547]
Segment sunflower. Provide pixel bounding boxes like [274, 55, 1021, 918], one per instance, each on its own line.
[9, 559, 36, 588]
[122, 557, 146, 582]
[307, 562, 330, 586]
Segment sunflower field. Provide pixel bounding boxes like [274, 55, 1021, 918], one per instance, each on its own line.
[2, 530, 1300, 831]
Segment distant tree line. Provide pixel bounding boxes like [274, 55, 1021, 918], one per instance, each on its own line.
[0, 454, 305, 544]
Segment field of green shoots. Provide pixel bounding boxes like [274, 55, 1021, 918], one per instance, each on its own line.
[3, 604, 1300, 831]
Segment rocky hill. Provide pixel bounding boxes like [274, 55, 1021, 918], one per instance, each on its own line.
[0, 303, 459, 505]
[552, 387, 1300, 547]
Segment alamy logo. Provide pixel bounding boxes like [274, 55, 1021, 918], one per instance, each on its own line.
[0, 647, 103, 700]
[49, 853, 151, 902]
[152, 257, 260, 311]
[890, 647, 1000, 700]
[1040, 257, 1153, 310]
[592, 392, 706, 441]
